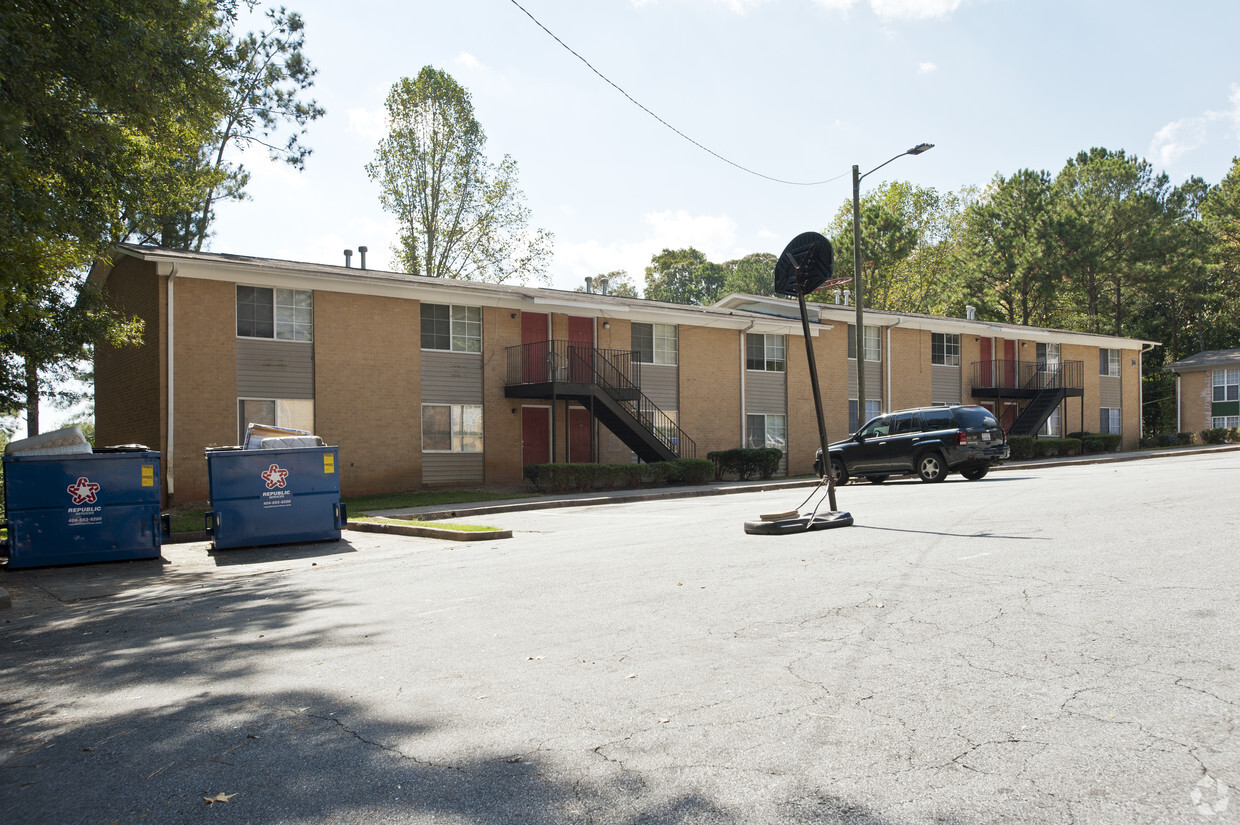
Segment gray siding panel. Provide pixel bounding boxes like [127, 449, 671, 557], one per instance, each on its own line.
[421, 350, 483, 404]
[746, 370, 786, 415]
[236, 339, 313, 399]
[931, 365, 962, 405]
[422, 453, 484, 484]
[639, 364, 679, 411]
[1099, 376, 1122, 408]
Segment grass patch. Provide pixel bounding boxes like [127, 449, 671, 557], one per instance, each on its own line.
[356, 516, 501, 532]
[166, 488, 524, 534]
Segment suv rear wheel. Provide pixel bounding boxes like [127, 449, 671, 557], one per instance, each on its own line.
[916, 451, 947, 483]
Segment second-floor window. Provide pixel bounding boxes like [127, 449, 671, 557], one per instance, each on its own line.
[931, 333, 961, 366]
[237, 286, 313, 341]
[1100, 348, 1120, 377]
[421, 304, 481, 352]
[746, 333, 785, 372]
[632, 323, 678, 365]
[1214, 368, 1240, 402]
[847, 324, 881, 362]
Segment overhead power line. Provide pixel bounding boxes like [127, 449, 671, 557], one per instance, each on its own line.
[507, 0, 847, 187]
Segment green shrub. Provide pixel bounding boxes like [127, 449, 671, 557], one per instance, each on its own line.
[1008, 435, 1035, 460]
[1200, 428, 1230, 445]
[706, 447, 784, 480]
[1069, 432, 1123, 454]
[1032, 437, 1082, 458]
[672, 458, 715, 484]
[1177, 431, 1195, 446]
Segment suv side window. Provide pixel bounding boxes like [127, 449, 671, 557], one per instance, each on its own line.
[954, 407, 998, 429]
[891, 412, 920, 434]
[922, 408, 956, 431]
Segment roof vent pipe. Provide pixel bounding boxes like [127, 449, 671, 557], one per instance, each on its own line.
[584, 276, 594, 293]
[842, 289, 851, 306]
[358, 245, 368, 270]
[832, 289, 842, 305]
[344, 249, 353, 267]
[596, 276, 609, 295]
[966, 304, 976, 320]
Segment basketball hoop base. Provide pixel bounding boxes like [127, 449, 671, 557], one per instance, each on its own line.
[743, 510, 854, 535]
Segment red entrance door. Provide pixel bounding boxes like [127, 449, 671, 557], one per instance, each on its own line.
[1002, 339, 1016, 387]
[567, 316, 594, 383]
[521, 312, 549, 383]
[521, 407, 550, 467]
[979, 337, 993, 386]
[568, 407, 592, 463]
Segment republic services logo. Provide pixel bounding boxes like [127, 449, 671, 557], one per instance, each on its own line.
[67, 476, 100, 505]
[261, 464, 289, 489]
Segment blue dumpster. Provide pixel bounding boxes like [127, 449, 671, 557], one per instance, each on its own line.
[204, 446, 346, 549]
[2, 450, 164, 569]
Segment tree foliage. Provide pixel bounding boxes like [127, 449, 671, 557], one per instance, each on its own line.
[133, 4, 325, 250]
[367, 67, 552, 284]
[574, 270, 640, 298]
[644, 248, 726, 305]
[720, 252, 778, 297]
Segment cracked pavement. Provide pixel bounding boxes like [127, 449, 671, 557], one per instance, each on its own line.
[1, 452, 1237, 823]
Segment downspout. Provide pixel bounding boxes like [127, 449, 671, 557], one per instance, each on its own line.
[739, 321, 755, 444]
[1140, 342, 1156, 443]
[166, 263, 179, 499]
[885, 320, 901, 411]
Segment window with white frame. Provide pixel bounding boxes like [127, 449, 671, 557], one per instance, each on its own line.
[1100, 348, 1120, 377]
[931, 332, 961, 366]
[421, 304, 481, 352]
[237, 398, 314, 443]
[746, 333, 785, 372]
[746, 414, 786, 453]
[632, 323, 678, 365]
[1040, 406, 1061, 437]
[848, 399, 883, 433]
[421, 404, 483, 452]
[847, 324, 881, 362]
[1213, 415, 1240, 429]
[1036, 341, 1061, 370]
[237, 286, 313, 341]
[1213, 368, 1239, 402]
[1100, 407, 1120, 434]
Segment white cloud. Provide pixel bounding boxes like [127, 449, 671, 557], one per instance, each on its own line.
[454, 52, 481, 70]
[919, 61, 938, 73]
[347, 107, 387, 141]
[549, 210, 742, 293]
[1150, 83, 1240, 168]
[809, 0, 961, 18]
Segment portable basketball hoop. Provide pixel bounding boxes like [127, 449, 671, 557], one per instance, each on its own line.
[743, 232, 854, 534]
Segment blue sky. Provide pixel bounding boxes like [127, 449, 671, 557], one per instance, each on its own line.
[208, 0, 1240, 293]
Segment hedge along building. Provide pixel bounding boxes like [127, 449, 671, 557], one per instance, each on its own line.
[91, 244, 1156, 506]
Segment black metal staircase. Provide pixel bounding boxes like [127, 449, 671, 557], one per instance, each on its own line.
[970, 359, 1084, 436]
[505, 341, 695, 463]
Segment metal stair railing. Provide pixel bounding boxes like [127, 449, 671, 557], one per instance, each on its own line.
[571, 346, 697, 459]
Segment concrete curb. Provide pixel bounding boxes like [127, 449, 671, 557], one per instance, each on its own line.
[346, 520, 512, 541]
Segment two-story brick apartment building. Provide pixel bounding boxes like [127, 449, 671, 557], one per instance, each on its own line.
[92, 244, 1156, 505]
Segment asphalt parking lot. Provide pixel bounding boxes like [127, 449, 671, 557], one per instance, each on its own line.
[2, 451, 1237, 824]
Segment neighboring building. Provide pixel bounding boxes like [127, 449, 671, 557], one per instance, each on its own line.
[1165, 348, 1240, 432]
[91, 245, 1157, 505]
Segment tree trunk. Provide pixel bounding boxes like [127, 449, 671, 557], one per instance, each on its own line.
[24, 359, 39, 437]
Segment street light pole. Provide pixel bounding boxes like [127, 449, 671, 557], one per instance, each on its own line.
[851, 143, 934, 429]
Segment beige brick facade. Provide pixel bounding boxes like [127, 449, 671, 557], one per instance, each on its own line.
[92, 247, 1157, 503]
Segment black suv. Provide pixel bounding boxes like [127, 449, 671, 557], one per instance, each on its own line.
[813, 405, 1009, 484]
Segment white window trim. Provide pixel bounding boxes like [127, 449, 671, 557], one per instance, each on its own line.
[932, 332, 961, 367]
[236, 285, 314, 342]
[421, 304, 482, 354]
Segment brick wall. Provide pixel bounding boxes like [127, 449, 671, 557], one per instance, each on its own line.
[1121, 348, 1141, 449]
[680, 326, 741, 457]
[169, 278, 237, 503]
[887, 327, 932, 410]
[314, 291, 421, 497]
[1178, 370, 1210, 433]
[483, 306, 524, 483]
[95, 257, 162, 455]
[787, 327, 850, 475]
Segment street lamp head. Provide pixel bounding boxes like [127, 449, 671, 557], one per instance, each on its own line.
[907, 143, 935, 155]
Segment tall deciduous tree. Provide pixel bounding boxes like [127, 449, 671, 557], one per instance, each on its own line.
[366, 67, 552, 284]
[133, 5, 326, 250]
[720, 252, 778, 297]
[643, 248, 725, 305]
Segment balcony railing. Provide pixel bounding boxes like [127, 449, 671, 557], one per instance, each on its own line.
[971, 359, 1083, 392]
